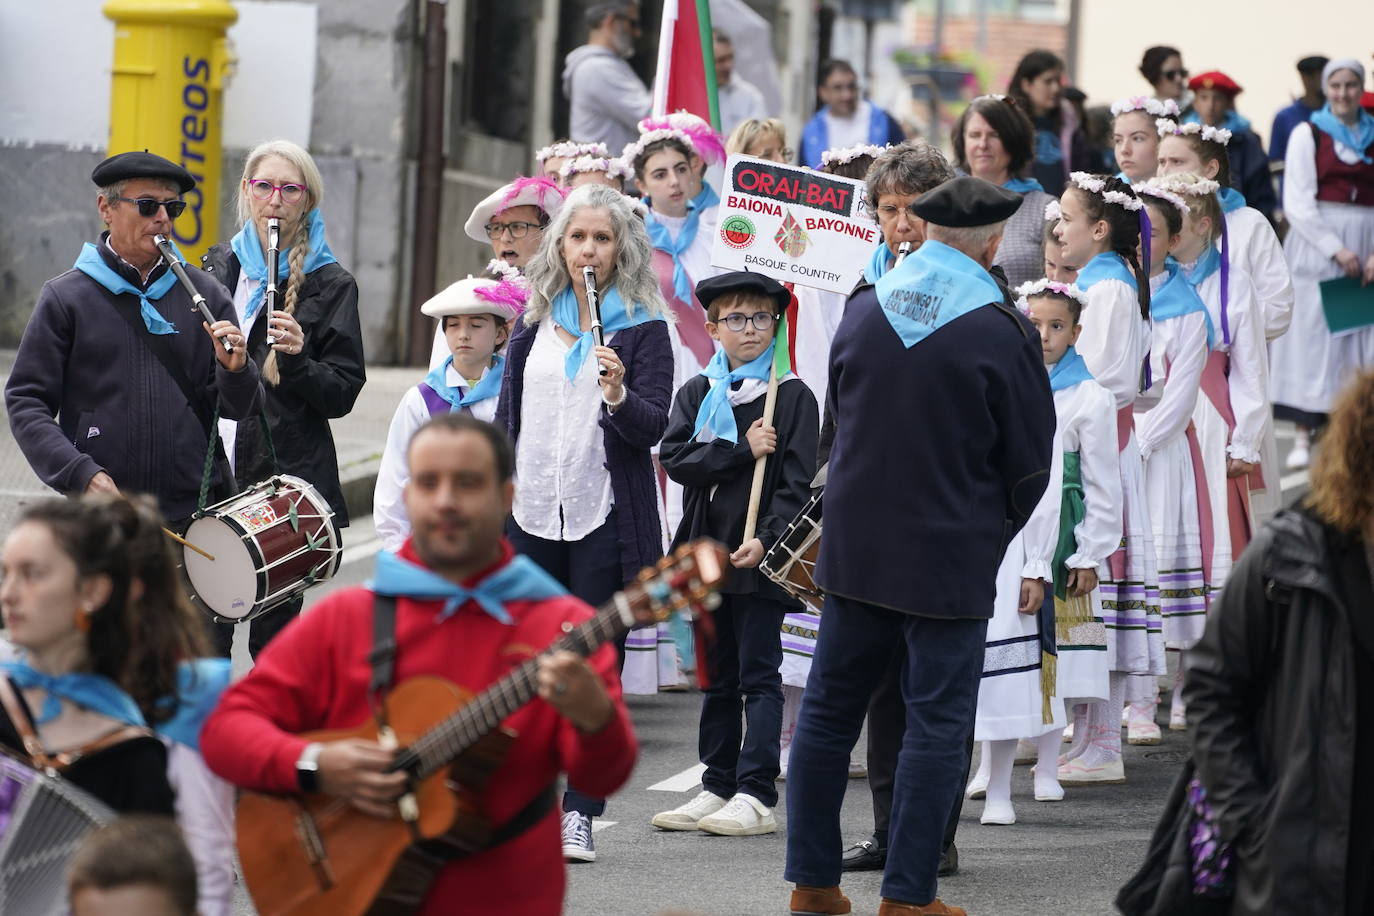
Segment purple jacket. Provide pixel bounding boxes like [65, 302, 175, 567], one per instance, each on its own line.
[495, 318, 673, 582]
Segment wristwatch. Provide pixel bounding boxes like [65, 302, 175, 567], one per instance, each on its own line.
[295, 742, 324, 794]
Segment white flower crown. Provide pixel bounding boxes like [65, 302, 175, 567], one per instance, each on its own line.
[486, 259, 523, 282]
[1110, 96, 1180, 118]
[1044, 199, 1063, 222]
[1153, 173, 1222, 199]
[820, 143, 888, 167]
[621, 128, 699, 166]
[1155, 118, 1232, 146]
[1016, 278, 1090, 309]
[560, 155, 634, 181]
[1136, 180, 1192, 214]
[1068, 172, 1143, 210]
[1103, 189, 1144, 211]
[534, 141, 607, 163]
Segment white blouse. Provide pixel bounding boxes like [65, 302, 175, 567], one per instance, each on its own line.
[1136, 302, 1209, 460]
[217, 274, 264, 472]
[1283, 124, 1365, 261]
[512, 318, 615, 540]
[1054, 378, 1123, 570]
[1076, 277, 1148, 410]
[375, 364, 500, 551]
[1224, 206, 1294, 341]
[1192, 265, 1268, 463]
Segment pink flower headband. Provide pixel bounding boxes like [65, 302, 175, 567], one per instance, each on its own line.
[497, 176, 566, 212]
[622, 127, 700, 166]
[1015, 278, 1090, 311]
[1155, 118, 1232, 146]
[637, 111, 727, 164]
[1110, 96, 1180, 118]
[560, 155, 634, 182]
[535, 141, 608, 162]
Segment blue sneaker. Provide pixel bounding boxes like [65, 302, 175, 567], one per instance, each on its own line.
[561, 810, 596, 863]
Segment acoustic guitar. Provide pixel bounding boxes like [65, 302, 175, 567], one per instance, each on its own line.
[235, 541, 727, 916]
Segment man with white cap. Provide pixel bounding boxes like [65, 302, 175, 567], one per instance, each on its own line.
[430, 176, 566, 367]
[383, 273, 527, 550]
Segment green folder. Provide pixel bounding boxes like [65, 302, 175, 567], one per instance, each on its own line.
[1320, 275, 1374, 334]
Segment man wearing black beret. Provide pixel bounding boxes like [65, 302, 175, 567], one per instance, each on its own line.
[5, 151, 262, 528]
[784, 176, 1056, 916]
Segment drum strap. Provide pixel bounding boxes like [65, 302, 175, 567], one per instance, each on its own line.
[0, 677, 155, 772]
[368, 594, 399, 726]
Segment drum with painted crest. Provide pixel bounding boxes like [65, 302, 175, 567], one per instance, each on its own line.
[760, 489, 824, 609]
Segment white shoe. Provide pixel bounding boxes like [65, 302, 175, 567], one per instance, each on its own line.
[1013, 738, 1037, 765]
[1169, 707, 1188, 731]
[965, 766, 990, 800]
[980, 800, 1016, 825]
[1034, 776, 1065, 802]
[1286, 431, 1310, 470]
[696, 792, 777, 836]
[651, 790, 728, 831]
[1062, 722, 1074, 743]
[1127, 720, 1162, 745]
[1058, 755, 1126, 785]
[848, 758, 868, 779]
[776, 765, 787, 782]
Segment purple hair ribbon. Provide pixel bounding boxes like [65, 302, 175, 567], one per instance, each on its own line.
[1219, 216, 1232, 347]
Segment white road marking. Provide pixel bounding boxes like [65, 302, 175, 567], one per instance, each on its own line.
[592, 820, 618, 832]
[340, 536, 384, 567]
[647, 763, 706, 793]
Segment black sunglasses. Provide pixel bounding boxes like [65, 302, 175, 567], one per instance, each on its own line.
[115, 196, 187, 219]
[1162, 68, 1189, 81]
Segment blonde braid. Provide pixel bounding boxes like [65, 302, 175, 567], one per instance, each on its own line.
[262, 215, 310, 386]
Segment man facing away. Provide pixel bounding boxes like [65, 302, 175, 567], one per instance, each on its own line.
[562, 0, 651, 155]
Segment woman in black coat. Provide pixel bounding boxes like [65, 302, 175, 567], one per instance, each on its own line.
[1184, 370, 1374, 916]
[201, 140, 366, 658]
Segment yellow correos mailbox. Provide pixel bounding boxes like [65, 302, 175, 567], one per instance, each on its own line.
[103, 0, 237, 264]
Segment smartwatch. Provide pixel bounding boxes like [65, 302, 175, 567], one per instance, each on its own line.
[295, 742, 324, 794]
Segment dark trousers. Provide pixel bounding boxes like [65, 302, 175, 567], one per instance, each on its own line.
[868, 642, 972, 852]
[507, 511, 623, 819]
[208, 594, 303, 659]
[699, 593, 786, 808]
[784, 593, 987, 905]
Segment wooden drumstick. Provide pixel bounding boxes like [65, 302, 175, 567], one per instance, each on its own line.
[164, 527, 215, 562]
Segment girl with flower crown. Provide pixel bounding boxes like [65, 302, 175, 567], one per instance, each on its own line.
[1051, 172, 1164, 785]
[1110, 97, 1178, 185]
[966, 280, 1119, 821]
[1270, 58, 1374, 469]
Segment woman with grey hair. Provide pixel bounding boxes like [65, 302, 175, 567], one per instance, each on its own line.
[201, 139, 365, 659]
[861, 141, 958, 285]
[495, 184, 674, 862]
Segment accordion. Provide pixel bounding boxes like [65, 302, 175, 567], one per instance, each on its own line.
[0, 753, 114, 915]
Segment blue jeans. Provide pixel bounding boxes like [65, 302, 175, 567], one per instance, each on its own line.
[507, 512, 623, 819]
[699, 593, 786, 808]
[784, 593, 987, 904]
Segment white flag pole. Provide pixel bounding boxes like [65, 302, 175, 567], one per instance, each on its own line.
[651, 0, 677, 118]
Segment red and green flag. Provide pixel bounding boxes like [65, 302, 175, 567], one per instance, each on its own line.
[652, 0, 720, 130]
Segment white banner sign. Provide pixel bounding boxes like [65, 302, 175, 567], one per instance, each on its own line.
[709, 154, 878, 294]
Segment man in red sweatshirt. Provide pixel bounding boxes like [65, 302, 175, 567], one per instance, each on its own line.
[201, 413, 638, 915]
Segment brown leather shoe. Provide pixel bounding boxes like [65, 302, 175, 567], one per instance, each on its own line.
[878, 898, 967, 916]
[789, 885, 852, 915]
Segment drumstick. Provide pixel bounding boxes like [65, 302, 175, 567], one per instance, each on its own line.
[164, 527, 215, 562]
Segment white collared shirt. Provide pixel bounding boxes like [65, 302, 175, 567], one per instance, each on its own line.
[217, 274, 265, 472]
[512, 318, 614, 540]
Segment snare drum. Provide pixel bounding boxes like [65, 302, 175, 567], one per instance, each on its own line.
[183, 475, 341, 622]
[761, 489, 824, 608]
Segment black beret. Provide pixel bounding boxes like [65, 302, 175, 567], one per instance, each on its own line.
[1297, 55, 1330, 74]
[91, 151, 195, 194]
[912, 176, 1023, 228]
[695, 271, 790, 312]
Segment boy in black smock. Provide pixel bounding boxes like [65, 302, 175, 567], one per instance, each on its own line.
[652, 271, 818, 838]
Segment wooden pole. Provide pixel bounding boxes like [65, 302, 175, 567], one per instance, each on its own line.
[741, 353, 780, 543]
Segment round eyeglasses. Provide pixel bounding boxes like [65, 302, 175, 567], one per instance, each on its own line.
[248, 180, 307, 204]
[717, 311, 776, 332]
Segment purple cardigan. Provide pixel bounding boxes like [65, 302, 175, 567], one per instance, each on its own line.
[495, 317, 673, 582]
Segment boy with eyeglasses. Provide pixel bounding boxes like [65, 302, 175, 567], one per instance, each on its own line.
[653, 271, 818, 837]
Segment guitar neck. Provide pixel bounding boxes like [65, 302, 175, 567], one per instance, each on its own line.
[400, 593, 636, 781]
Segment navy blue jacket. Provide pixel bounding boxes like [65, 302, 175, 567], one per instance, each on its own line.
[6, 239, 263, 522]
[815, 282, 1055, 619]
[495, 318, 674, 582]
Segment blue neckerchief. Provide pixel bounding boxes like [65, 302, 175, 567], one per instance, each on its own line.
[1310, 103, 1374, 164]
[691, 183, 720, 210]
[1075, 252, 1138, 291]
[874, 240, 1003, 348]
[1153, 260, 1214, 350]
[644, 202, 702, 303]
[550, 284, 662, 381]
[229, 208, 339, 324]
[1114, 170, 1131, 185]
[1048, 346, 1094, 392]
[423, 355, 505, 409]
[1181, 244, 1221, 286]
[154, 658, 231, 752]
[74, 243, 180, 335]
[1183, 108, 1252, 135]
[0, 662, 145, 727]
[367, 549, 567, 624]
[1003, 176, 1045, 193]
[692, 342, 775, 443]
[864, 239, 896, 283]
[1217, 187, 1246, 213]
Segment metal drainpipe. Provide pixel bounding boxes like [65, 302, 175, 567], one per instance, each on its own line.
[407, 0, 448, 366]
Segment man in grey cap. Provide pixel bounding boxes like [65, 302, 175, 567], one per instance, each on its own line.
[5, 151, 262, 528]
[561, 0, 651, 153]
[784, 177, 1055, 916]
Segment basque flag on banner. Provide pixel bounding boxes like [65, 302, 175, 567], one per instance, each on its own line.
[652, 0, 721, 129]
